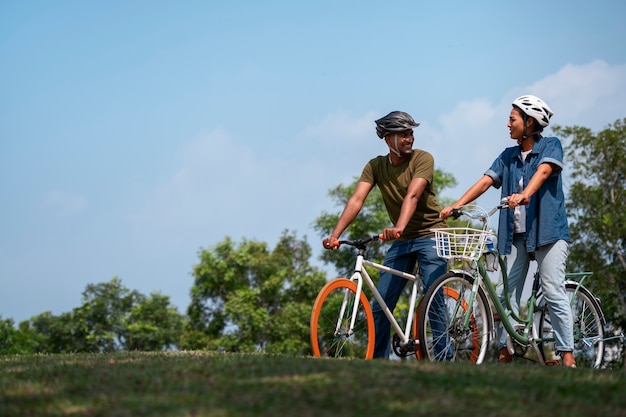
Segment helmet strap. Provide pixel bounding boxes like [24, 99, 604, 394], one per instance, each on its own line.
[521, 115, 542, 140]
[390, 134, 402, 157]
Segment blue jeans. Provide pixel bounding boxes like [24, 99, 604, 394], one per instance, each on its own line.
[498, 235, 573, 351]
[370, 236, 448, 358]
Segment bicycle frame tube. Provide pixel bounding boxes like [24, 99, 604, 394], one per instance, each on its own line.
[474, 257, 535, 346]
[355, 259, 420, 345]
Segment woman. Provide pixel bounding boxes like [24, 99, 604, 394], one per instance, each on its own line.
[440, 95, 576, 367]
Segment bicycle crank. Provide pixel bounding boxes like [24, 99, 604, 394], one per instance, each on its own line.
[392, 334, 418, 357]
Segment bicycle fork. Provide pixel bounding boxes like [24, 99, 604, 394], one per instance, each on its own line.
[334, 254, 368, 338]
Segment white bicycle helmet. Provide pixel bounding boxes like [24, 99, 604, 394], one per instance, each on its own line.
[512, 95, 554, 128]
[375, 111, 419, 138]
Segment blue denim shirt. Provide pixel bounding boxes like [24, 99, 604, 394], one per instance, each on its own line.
[485, 136, 570, 254]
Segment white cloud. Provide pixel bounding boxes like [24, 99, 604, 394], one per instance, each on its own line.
[506, 60, 626, 128]
[301, 109, 378, 146]
[128, 128, 340, 250]
[439, 98, 498, 132]
[128, 59, 626, 255]
[43, 190, 88, 215]
[428, 60, 626, 204]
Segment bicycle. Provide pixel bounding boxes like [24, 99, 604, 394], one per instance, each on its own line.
[417, 202, 615, 368]
[310, 234, 461, 360]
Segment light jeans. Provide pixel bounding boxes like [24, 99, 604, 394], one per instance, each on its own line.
[370, 236, 448, 358]
[497, 235, 573, 352]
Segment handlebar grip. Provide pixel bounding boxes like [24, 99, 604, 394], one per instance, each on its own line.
[378, 232, 401, 241]
[451, 208, 462, 219]
[322, 237, 340, 249]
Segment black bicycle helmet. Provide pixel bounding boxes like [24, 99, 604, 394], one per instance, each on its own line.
[375, 111, 420, 138]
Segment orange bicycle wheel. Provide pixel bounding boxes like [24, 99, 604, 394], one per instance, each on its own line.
[310, 278, 375, 359]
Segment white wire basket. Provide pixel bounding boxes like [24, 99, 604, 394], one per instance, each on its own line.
[431, 227, 494, 261]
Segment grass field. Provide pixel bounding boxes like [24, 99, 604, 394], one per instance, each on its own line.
[1, 351, 625, 417]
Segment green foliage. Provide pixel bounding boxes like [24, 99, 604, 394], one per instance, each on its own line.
[124, 292, 184, 351]
[313, 179, 391, 278]
[78, 277, 141, 352]
[0, 317, 38, 354]
[184, 230, 327, 355]
[554, 118, 626, 338]
[0, 278, 185, 354]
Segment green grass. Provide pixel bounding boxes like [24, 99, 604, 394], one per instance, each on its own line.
[1, 351, 625, 417]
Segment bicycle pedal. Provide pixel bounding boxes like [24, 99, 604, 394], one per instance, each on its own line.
[544, 360, 560, 366]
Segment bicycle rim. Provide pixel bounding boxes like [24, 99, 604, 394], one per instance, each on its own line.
[418, 271, 491, 364]
[310, 278, 375, 359]
[538, 282, 605, 368]
[413, 287, 462, 361]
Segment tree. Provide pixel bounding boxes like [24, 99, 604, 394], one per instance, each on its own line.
[184, 230, 327, 355]
[78, 277, 142, 352]
[554, 119, 626, 339]
[4, 277, 185, 354]
[28, 310, 93, 353]
[0, 317, 37, 354]
[124, 292, 184, 351]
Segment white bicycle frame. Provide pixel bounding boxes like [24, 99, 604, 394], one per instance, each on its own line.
[337, 251, 423, 349]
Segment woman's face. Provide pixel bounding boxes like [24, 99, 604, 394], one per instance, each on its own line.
[507, 108, 527, 141]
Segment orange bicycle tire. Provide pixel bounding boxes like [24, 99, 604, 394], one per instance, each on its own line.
[310, 278, 375, 359]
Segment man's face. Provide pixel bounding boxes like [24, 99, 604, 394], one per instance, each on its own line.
[385, 129, 414, 155]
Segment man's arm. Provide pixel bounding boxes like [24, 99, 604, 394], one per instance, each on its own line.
[323, 181, 374, 249]
[383, 177, 427, 240]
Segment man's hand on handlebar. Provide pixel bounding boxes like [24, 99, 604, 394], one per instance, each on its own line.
[381, 227, 402, 241]
[322, 236, 340, 250]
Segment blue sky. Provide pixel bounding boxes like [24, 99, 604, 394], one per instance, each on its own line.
[1, 1, 625, 324]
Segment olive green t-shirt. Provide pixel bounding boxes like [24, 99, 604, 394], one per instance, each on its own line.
[359, 149, 447, 240]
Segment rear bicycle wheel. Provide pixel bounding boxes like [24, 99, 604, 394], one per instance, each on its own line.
[418, 271, 492, 363]
[538, 282, 605, 368]
[310, 278, 375, 359]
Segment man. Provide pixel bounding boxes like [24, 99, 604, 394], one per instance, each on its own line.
[322, 111, 448, 358]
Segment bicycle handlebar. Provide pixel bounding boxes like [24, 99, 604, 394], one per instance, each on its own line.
[334, 231, 401, 250]
[334, 235, 381, 250]
[449, 200, 510, 229]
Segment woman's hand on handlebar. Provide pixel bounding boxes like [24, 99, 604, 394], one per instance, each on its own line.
[507, 193, 529, 208]
[322, 236, 339, 250]
[440, 206, 458, 220]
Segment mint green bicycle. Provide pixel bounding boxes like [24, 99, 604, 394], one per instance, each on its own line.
[417, 202, 615, 368]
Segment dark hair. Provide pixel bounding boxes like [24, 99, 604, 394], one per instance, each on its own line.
[513, 106, 543, 137]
